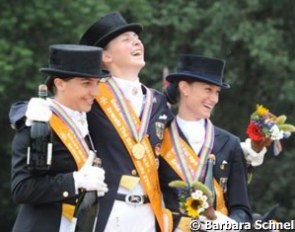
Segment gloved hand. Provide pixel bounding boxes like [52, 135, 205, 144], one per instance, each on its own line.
[241, 138, 267, 166]
[73, 152, 108, 197]
[25, 97, 52, 126]
[199, 211, 239, 232]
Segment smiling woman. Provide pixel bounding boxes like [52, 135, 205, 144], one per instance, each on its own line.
[160, 54, 252, 231]
[10, 44, 109, 232]
[178, 81, 221, 121]
[53, 77, 100, 112]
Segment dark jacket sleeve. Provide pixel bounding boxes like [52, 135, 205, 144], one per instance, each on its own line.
[9, 101, 28, 131]
[226, 134, 252, 223]
[11, 127, 76, 205]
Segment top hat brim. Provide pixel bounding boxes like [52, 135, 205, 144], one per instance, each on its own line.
[39, 68, 110, 79]
[93, 23, 142, 47]
[166, 72, 231, 89]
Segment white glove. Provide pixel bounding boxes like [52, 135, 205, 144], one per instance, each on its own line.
[199, 211, 239, 231]
[25, 97, 52, 126]
[73, 152, 108, 197]
[241, 138, 267, 166]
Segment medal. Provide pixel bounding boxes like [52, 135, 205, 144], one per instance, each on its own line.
[132, 143, 145, 159]
[106, 79, 153, 160]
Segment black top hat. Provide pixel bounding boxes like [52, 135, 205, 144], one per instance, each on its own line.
[166, 55, 230, 89]
[79, 11, 143, 48]
[40, 44, 109, 78]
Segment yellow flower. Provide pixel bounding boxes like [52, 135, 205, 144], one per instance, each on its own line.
[185, 197, 201, 218]
[256, 104, 269, 116]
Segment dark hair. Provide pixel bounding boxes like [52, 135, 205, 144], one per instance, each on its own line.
[164, 79, 197, 105]
[45, 76, 55, 94]
[45, 76, 73, 94]
[163, 83, 179, 105]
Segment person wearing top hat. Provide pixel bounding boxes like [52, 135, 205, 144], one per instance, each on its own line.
[159, 55, 252, 231]
[78, 11, 174, 232]
[11, 44, 109, 232]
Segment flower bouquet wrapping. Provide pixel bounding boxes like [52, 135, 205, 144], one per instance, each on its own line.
[246, 104, 295, 154]
[169, 180, 217, 220]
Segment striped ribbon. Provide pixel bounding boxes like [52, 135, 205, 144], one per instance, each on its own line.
[107, 78, 153, 143]
[170, 118, 214, 184]
[273, 140, 282, 156]
[50, 100, 90, 155]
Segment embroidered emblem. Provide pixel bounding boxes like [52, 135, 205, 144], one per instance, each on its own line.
[155, 122, 165, 140]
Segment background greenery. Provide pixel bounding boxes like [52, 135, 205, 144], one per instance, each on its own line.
[1, 0, 294, 230]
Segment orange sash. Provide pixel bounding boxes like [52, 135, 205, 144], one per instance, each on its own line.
[97, 82, 167, 231]
[49, 113, 89, 220]
[49, 114, 88, 170]
[161, 128, 228, 215]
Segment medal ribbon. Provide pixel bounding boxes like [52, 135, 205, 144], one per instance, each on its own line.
[161, 125, 228, 215]
[107, 78, 153, 143]
[49, 100, 91, 221]
[97, 81, 166, 231]
[49, 100, 90, 169]
[170, 118, 214, 184]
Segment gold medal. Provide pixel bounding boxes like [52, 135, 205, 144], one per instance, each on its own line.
[132, 143, 145, 160]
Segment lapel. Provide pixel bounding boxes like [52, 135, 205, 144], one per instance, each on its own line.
[149, 88, 160, 120]
[140, 86, 158, 120]
[212, 127, 230, 155]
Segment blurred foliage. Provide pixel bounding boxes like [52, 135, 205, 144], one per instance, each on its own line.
[1, 0, 295, 230]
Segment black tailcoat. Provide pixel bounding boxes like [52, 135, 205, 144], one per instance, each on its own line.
[87, 88, 173, 231]
[159, 124, 252, 229]
[11, 127, 77, 232]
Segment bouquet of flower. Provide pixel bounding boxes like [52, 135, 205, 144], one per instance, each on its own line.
[169, 180, 216, 220]
[246, 104, 295, 154]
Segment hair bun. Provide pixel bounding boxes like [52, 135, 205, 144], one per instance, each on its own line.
[164, 83, 178, 105]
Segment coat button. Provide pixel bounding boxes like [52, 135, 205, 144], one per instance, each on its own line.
[63, 191, 69, 198]
[131, 87, 139, 95]
[131, 169, 137, 176]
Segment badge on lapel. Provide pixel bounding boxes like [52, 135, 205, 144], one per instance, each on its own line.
[219, 160, 228, 193]
[154, 143, 162, 156]
[155, 122, 165, 140]
[220, 160, 228, 170]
